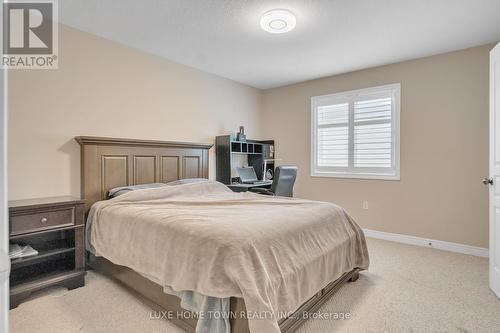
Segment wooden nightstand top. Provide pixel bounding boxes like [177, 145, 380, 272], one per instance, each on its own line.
[9, 196, 85, 210]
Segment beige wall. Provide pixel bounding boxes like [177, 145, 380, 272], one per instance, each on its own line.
[8, 25, 263, 200]
[8, 24, 493, 248]
[262, 45, 493, 248]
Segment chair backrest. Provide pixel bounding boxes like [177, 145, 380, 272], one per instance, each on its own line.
[271, 165, 298, 197]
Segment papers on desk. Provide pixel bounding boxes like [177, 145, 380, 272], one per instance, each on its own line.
[9, 243, 38, 259]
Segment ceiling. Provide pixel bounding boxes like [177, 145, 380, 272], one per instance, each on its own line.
[59, 0, 500, 89]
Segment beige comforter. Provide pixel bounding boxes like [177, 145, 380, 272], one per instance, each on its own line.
[89, 180, 369, 333]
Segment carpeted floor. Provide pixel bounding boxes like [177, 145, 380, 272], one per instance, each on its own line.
[9, 238, 500, 333]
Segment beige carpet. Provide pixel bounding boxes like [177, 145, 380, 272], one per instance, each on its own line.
[10, 238, 500, 333]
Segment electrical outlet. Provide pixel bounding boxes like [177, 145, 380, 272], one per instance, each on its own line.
[362, 201, 369, 210]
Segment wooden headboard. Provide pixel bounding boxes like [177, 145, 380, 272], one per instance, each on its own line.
[76, 136, 212, 211]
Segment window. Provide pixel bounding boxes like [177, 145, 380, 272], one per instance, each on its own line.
[311, 84, 400, 180]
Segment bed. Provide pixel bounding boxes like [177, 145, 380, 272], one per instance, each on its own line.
[76, 136, 369, 333]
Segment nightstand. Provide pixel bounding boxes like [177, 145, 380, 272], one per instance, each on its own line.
[8, 196, 86, 308]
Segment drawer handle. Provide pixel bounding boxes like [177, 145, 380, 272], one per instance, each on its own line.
[40, 217, 48, 224]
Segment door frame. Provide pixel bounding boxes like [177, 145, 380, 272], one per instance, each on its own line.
[0, 0, 10, 330]
[490, 42, 500, 298]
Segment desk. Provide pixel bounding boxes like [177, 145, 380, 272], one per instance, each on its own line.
[216, 135, 275, 185]
[227, 182, 272, 193]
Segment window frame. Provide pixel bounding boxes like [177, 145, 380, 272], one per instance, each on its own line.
[311, 83, 401, 180]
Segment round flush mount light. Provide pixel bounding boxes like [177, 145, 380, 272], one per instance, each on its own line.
[260, 9, 296, 34]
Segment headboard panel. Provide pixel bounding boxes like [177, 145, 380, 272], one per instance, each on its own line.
[76, 136, 212, 211]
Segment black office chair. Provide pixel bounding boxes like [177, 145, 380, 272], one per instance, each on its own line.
[250, 166, 297, 197]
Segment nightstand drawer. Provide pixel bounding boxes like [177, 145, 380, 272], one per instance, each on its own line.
[10, 207, 75, 236]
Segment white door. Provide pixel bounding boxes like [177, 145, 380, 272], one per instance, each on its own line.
[489, 42, 500, 299]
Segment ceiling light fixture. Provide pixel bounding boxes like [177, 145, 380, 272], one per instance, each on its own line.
[260, 9, 296, 34]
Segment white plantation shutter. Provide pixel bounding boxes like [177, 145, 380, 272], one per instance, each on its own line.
[317, 103, 349, 167]
[311, 84, 400, 180]
[354, 123, 391, 167]
[354, 98, 392, 168]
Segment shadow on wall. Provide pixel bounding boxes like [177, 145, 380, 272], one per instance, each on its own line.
[58, 138, 80, 197]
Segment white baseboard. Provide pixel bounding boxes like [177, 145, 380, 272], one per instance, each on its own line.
[363, 228, 489, 258]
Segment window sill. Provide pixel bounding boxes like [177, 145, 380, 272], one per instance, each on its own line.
[311, 171, 400, 181]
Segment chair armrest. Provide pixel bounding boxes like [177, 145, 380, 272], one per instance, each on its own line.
[249, 187, 275, 195]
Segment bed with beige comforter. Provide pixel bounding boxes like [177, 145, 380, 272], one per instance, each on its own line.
[87, 180, 369, 333]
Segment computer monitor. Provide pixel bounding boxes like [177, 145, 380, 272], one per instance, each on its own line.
[236, 166, 258, 184]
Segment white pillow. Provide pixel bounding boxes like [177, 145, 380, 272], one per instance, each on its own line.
[166, 178, 209, 186]
[107, 183, 169, 198]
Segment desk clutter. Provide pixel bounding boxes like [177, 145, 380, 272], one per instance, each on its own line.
[236, 166, 272, 185]
[9, 243, 38, 260]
